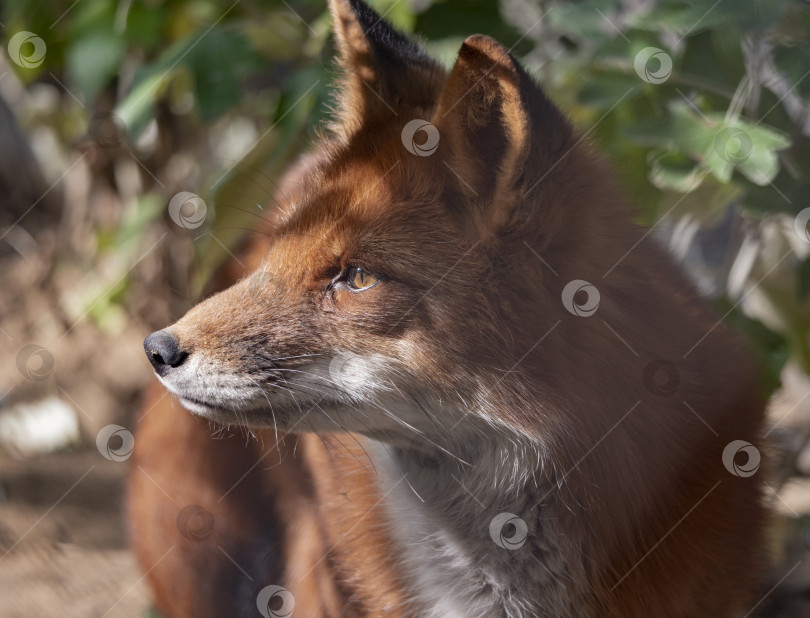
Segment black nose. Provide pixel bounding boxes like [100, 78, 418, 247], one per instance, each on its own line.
[144, 330, 188, 376]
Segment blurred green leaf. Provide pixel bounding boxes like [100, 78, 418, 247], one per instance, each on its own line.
[186, 27, 262, 121]
[703, 115, 791, 186]
[624, 102, 791, 186]
[116, 32, 198, 138]
[117, 193, 166, 249]
[66, 30, 125, 101]
[648, 151, 702, 192]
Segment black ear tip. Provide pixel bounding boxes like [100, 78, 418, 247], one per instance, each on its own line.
[331, 0, 431, 64]
[327, 0, 444, 125]
[347, 0, 371, 11]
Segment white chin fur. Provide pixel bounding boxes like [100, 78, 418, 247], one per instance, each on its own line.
[177, 397, 217, 416]
[154, 352, 435, 435]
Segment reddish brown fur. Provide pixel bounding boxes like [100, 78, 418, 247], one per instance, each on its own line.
[129, 1, 768, 615]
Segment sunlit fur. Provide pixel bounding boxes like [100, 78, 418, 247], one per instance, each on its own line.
[128, 1, 768, 616]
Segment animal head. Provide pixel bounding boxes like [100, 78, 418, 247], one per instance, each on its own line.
[144, 0, 625, 451]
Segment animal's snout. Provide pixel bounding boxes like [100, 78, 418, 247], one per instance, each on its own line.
[144, 330, 188, 376]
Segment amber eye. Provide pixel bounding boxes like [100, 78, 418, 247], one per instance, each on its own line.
[347, 266, 380, 291]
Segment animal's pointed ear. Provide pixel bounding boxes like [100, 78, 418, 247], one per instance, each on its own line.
[328, 0, 445, 133]
[433, 35, 572, 238]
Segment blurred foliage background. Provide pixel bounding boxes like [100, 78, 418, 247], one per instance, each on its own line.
[1, 0, 810, 615]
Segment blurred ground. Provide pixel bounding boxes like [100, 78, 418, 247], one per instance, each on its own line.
[0, 451, 150, 618]
[1, 389, 810, 617]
